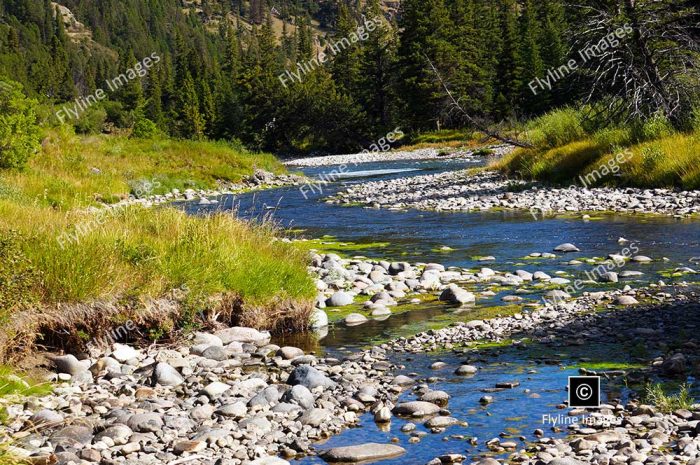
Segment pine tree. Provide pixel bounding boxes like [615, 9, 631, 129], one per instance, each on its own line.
[494, 0, 522, 120]
[450, 0, 488, 117]
[396, 0, 457, 130]
[330, 2, 361, 97]
[357, 0, 396, 130]
[518, 0, 545, 113]
[178, 71, 205, 139]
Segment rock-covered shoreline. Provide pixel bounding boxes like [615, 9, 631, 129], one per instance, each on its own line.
[330, 170, 700, 216]
[285, 145, 512, 168]
[5, 248, 700, 465]
[6, 327, 405, 465]
[90, 169, 305, 213]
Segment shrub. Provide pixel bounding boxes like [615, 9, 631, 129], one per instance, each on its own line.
[632, 113, 674, 142]
[131, 113, 160, 139]
[641, 145, 664, 171]
[74, 105, 107, 134]
[644, 383, 695, 413]
[593, 127, 633, 149]
[691, 107, 700, 133]
[526, 108, 586, 149]
[0, 78, 41, 169]
[102, 100, 133, 128]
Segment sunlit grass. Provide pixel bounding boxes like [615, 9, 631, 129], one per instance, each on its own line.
[495, 126, 700, 189]
[0, 131, 316, 353]
[1, 127, 285, 211]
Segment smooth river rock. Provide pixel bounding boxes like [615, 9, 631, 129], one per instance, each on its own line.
[321, 443, 406, 463]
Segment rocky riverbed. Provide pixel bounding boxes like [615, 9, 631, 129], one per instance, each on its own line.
[5, 327, 405, 465]
[330, 170, 700, 217]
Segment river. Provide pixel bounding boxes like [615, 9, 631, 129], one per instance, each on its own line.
[184, 154, 700, 464]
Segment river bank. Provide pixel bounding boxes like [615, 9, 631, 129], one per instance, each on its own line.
[285, 145, 512, 168]
[0, 132, 316, 361]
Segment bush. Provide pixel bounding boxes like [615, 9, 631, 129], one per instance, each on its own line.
[644, 383, 695, 413]
[632, 113, 675, 142]
[593, 127, 632, 149]
[102, 100, 133, 128]
[0, 78, 41, 169]
[641, 145, 664, 171]
[526, 108, 586, 149]
[131, 113, 160, 139]
[74, 105, 107, 134]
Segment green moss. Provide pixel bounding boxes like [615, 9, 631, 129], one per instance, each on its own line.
[296, 236, 391, 257]
[575, 361, 646, 371]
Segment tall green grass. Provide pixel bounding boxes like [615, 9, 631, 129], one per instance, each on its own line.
[495, 108, 700, 189]
[0, 131, 315, 357]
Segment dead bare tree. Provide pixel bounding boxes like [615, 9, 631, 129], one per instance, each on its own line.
[570, 0, 700, 125]
[423, 53, 533, 148]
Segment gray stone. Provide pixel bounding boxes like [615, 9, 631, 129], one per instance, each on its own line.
[51, 425, 93, 447]
[439, 284, 476, 305]
[393, 401, 441, 416]
[49, 354, 88, 376]
[287, 365, 337, 390]
[326, 291, 354, 307]
[215, 327, 270, 345]
[153, 362, 184, 387]
[127, 413, 164, 433]
[201, 345, 229, 361]
[321, 443, 406, 463]
[298, 408, 331, 426]
[277, 346, 304, 360]
[455, 365, 478, 375]
[554, 243, 580, 252]
[281, 384, 315, 409]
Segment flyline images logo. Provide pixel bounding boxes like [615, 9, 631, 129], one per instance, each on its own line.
[568, 376, 601, 408]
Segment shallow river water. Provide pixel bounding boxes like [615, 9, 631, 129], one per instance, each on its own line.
[185, 156, 700, 464]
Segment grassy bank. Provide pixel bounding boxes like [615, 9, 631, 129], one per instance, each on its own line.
[0, 129, 315, 360]
[494, 108, 700, 189]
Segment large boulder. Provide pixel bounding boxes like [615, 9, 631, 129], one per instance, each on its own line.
[554, 243, 580, 252]
[287, 365, 337, 390]
[326, 291, 354, 307]
[392, 401, 441, 416]
[49, 354, 89, 376]
[281, 384, 315, 409]
[439, 284, 475, 305]
[152, 362, 184, 387]
[214, 327, 270, 346]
